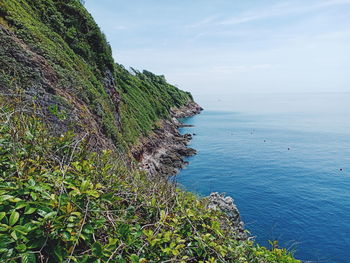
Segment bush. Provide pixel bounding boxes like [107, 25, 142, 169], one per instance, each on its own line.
[0, 102, 299, 263]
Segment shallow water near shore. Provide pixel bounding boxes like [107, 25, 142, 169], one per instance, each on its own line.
[177, 92, 350, 263]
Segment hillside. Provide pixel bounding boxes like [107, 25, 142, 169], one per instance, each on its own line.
[0, 0, 192, 151]
[0, 0, 299, 262]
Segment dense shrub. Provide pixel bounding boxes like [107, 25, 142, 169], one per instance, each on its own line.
[0, 102, 300, 263]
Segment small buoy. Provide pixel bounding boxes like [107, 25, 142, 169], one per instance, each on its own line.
[264, 140, 266, 142]
[340, 168, 343, 171]
[288, 148, 290, 150]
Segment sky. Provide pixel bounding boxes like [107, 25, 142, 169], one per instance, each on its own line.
[85, 0, 350, 100]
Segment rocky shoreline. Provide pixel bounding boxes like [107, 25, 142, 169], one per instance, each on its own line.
[132, 101, 203, 177]
[132, 101, 247, 240]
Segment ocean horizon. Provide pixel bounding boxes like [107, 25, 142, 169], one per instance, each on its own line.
[177, 92, 350, 263]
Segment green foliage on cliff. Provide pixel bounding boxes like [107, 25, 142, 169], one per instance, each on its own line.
[0, 0, 123, 145]
[116, 65, 192, 145]
[0, 0, 192, 149]
[0, 105, 299, 263]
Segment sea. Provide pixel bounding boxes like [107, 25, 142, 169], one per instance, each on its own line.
[177, 92, 350, 263]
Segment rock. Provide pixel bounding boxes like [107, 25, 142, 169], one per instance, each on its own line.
[171, 101, 203, 119]
[172, 117, 181, 126]
[184, 133, 192, 139]
[177, 147, 196, 156]
[131, 101, 202, 178]
[179, 124, 194, 128]
[207, 192, 248, 240]
[132, 102, 249, 242]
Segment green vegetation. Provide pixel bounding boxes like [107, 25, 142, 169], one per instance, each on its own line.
[115, 65, 192, 145]
[0, 0, 192, 149]
[0, 104, 299, 262]
[0, 0, 121, 143]
[0, 0, 299, 262]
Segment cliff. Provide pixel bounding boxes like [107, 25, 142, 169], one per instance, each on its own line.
[0, 0, 192, 151]
[132, 102, 202, 177]
[0, 1, 299, 262]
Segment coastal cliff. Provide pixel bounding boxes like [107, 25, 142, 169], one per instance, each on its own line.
[0, 1, 299, 262]
[132, 102, 202, 177]
[132, 102, 248, 241]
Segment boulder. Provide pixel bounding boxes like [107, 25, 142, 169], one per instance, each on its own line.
[207, 192, 248, 240]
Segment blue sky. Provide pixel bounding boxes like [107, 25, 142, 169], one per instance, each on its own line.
[85, 0, 350, 98]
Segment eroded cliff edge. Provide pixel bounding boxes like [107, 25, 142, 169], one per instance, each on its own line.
[132, 101, 248, 240]
[132, 102, 203, 177]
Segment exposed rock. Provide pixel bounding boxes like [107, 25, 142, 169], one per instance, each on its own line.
[207, 192, 248, 240]
[103, 69, 121, 128]
[132, 102, 249, 242]
[0, 25, 116, 150]
[171, 101, 203, 119]
[179, 124, 194, 128]
[132, 101, 201, 177]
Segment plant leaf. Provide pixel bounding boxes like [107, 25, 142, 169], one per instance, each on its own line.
[0, 212, 6, 221]
[24, 207, 37, 215]
[92, 242, 102, 257]
[9, 211, 20, 226]
[21, 252, 37, 263]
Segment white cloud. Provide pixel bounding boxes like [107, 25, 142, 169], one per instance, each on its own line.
[219, 0, 350, 26]
[185, 15, 218, 28]
[212, 64, 275, 74]
[114, 25, 127, 30]
[87, 0, 350, 96]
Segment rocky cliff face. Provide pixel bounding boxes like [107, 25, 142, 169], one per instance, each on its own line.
[132, 102, 248, 240]
[170, 101, 204, 119]
[208, 192, 248, 240]
[1, 0, 247, 244]
[132, 102, 202, 177]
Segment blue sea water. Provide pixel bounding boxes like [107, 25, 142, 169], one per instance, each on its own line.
[177, 93, 350, 263]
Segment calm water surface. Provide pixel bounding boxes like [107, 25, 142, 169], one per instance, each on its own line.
[177, 93, 350, 263]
